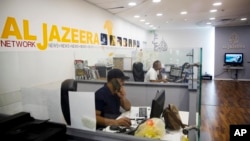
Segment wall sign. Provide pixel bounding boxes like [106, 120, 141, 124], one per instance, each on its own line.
[0, 17, 140, 51]
[223, 32, 245, 49]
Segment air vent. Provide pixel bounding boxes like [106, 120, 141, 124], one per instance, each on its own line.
[108, 6, 124, 9]
[220, 18, 235, 22]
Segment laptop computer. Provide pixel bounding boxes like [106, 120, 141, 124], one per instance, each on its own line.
[129, 89, 165, 120]
[129, 106, 151, 119]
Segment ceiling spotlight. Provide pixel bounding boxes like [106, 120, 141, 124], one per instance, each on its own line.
[180, 11, 187, 15]
[149, 25, 154, 27]
[140, 19, 145, 22]
[209, 17, 216, 20]
[213, 2, 222, 6]
[145, 22, 150, 25]
[128, 2, 136, 6]
[241, 18, 247, 21]
[206, 22, 211, 25]
[134, 15, 140, 18]
[152, 0, 161, 3]
[210, 9, 217, 13]
[156, 13, 163, 16]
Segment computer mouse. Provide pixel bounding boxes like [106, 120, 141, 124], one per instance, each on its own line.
[110, 125, 120, 131]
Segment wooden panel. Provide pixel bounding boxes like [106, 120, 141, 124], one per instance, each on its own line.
[201, 80, 250, 141]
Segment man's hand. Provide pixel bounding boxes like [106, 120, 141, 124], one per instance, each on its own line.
[116, 86, 131, 111]
[116, 117, 131, 127]
[116, 86, 126, 99]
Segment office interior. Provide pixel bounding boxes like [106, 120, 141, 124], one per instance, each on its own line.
[0, 0, 250, 141]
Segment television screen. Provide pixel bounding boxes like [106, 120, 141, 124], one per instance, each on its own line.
[224, 53, 243, 66]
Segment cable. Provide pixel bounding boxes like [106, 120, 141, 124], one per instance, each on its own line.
[214, 70, 227, 77]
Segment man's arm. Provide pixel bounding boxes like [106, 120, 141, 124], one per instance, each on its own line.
[117, 86, 131, 111]
[96, 110, 131, 127]
[96, 110, 116, 126]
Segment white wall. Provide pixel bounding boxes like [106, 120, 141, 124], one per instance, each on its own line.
[146, 28, 215, 76]
[0, 0, 147, 91]
[0, 0, 215, 115]
[0, 0, 147, 114]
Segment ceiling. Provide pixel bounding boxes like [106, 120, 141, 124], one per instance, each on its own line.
[84, 0, 250, 30]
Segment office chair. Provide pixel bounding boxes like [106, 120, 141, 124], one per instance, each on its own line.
[132, 62, 144, 82]
[60, 79, 77, 125]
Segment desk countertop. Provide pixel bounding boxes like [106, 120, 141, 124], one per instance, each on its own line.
[104, 110, 190, 141]
[76, 79, 188, 87]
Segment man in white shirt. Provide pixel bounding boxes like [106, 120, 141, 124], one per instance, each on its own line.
[144, 60, 167, 83]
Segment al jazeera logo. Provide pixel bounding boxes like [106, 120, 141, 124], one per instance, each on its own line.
[0, 17, 110, 50]
[223, 32, 245, 49]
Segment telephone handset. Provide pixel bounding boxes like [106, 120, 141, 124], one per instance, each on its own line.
[111, 79, 121, 92]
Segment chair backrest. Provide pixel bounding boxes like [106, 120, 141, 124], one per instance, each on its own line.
[132, 62, 144, 82]
[61, 79, 77, 125]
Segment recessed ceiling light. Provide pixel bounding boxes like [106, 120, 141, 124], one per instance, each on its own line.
[156, 13, 163, 16]
[128, 2, 136, 6]
[140, 19, 145, 22]
[180, 11, 187, 15]
[209, 17, 216, 20]
[152, 0, 161, 3]
[206, 22, 211, 25]
[213, 2, 222, 6]
[134, 15, 140, 18]
[149, 25, 154, 27]
[145, 22, 150, 25]
[166, 21, 169, 23]
[241, 18, 247, 21]
[210, 9, 217, 13]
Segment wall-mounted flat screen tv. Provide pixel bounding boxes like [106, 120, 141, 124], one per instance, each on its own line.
[224, 53, 243, 66]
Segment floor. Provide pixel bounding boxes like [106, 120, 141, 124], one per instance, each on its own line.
[200, 80, 250, 141]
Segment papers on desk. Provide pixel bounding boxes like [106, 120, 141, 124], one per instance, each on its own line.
[69, 91, 96, 131]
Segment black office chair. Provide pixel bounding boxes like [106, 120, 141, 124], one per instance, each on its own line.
[60, 79, 77, 125]
[132, 62, 144, 82]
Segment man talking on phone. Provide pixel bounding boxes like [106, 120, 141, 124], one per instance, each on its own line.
[95, 69, 131, 129]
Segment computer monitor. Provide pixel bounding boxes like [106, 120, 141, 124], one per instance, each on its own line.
[150, 90, 165, 118]
[169, 67, 182, 77]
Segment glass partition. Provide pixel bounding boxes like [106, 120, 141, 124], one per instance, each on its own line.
[130, 47, 203, 141]
[131, 47, 202, 84]
[16, 48, 202, 141]
[9, 47, 203, 140]
[71, 47, 203, 141]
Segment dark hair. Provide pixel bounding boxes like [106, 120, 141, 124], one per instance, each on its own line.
[107, 69, 129, 82]
[153, 60, 161, 68]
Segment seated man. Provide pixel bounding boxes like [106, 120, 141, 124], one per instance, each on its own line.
[144, 60, 167, 83]
[95, 69, 131, 129]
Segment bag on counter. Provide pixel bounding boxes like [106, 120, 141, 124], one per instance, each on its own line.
[162, 104, 187, 130]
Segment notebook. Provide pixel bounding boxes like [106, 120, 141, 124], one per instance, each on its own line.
[129, 106, 151, 119]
